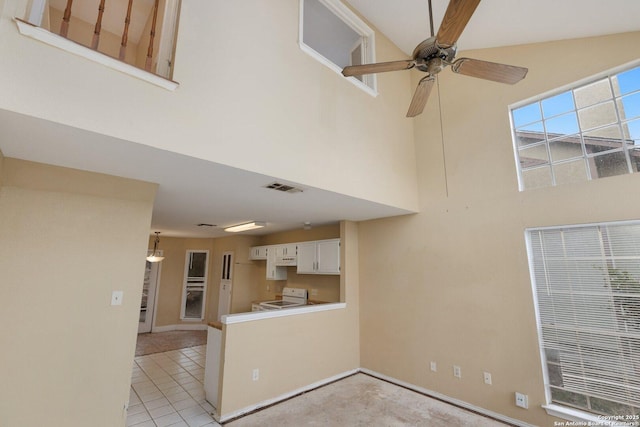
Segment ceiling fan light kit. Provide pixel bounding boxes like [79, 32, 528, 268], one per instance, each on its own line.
[341, 0, 528, 117]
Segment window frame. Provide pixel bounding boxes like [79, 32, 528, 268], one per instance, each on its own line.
[298, 0, 378, 96]
[510, 59, 640, 191]
[525, 220, 640, 422]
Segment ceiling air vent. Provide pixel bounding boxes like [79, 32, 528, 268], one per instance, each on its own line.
[264, 182, 303, 193]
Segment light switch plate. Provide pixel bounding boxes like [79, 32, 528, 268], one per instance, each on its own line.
[453, 365, 462, 379]
[111, 290, 124, 306]
[483, 372, 492, 385]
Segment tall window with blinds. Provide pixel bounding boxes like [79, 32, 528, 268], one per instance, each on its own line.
[527, 222, 640, 417]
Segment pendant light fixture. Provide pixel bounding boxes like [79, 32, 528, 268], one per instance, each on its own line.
[146, 232, 165, 262]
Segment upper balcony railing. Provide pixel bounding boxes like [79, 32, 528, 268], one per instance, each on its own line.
[20, 0, 180, 81]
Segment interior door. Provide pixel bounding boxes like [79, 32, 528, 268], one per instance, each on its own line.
[217, 251, 233, 321]
[139, 255, 161, 333]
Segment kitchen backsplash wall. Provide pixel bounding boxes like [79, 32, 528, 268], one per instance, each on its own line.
[255, 268, 340, 303]
[253, 224, 341, 305]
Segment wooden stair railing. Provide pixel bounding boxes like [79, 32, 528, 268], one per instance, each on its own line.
[60, 0, 73, 37]
[145, 0, 160, 72]
[119, 0, 134, 60]
[91, 0, 106, 49]
[56, 0, 163, 74]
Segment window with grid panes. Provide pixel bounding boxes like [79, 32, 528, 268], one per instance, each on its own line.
[511, 64, 640, 190]
[527, 221, 640, 418]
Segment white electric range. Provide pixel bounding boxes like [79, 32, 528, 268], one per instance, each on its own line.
[259, 287, 308, 310]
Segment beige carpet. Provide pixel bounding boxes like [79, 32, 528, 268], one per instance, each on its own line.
[225, 373, 511, 426]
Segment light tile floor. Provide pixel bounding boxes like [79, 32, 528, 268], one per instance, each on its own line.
[127, 345, 220, 427]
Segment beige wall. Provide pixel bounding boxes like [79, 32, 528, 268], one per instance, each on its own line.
[358, 31, 640, 426]
[0, 0, 418, 213]
[217, 221, 359, 418]
[151, 236, 214, 327]
[151, 234, 261, 326]
[0, 158, 156, 427]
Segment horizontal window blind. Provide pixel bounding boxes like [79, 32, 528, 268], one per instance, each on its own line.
[528, 222, 640, 416]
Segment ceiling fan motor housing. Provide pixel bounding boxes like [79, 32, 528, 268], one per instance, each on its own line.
[412, 36, 457, 74]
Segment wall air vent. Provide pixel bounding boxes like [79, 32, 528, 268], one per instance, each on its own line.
[264, 182, 303, 193]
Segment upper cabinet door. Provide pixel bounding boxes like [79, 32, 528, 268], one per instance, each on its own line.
[296, 239, 340, 275]
[316, 239, 340, 274]
[296, 242, 317, 274]
[249, 246, 268, 260]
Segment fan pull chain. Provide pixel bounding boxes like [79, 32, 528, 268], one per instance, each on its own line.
[436, 77, 449, 197]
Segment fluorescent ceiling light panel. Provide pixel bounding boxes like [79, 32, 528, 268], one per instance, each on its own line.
[224, 221, 266, 233]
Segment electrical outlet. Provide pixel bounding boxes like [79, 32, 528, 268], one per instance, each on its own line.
[515, 392, 529, 409]
[311, 289, 318, 296]
[252, 368, 259, 381]
[483, 372, 492, 385]
[430, 361, 437, 372]
[453, 365, 462, 379]
[266, 284, 270, 291]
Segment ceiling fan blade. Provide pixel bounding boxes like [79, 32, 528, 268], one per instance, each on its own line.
[452, 58, 528, 84]
[342, 60, 415, 77]
[436, 0, 481, 47]
[406, 77, 435, 118]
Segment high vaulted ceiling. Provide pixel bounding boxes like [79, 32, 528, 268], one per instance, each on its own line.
[3, 1, 640, 239]
[347, 0, 640, 55]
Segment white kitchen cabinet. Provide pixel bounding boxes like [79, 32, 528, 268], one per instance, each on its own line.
[249, 245, 268, 260]
[266, 249, 287, 280]
[274, 243, 297, 257]
[274, 243, 297, 266]
[297, 239, 340, 275]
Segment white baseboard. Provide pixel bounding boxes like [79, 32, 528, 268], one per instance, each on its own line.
[360, 368, 536, 427]
[216, 367, 535, 426]
[217, 368, 359, 423]
[151, 323, 208, 333]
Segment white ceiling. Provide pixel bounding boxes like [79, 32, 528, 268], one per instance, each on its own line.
[4, 0, 640, 238]
[347, 0, 640, 55]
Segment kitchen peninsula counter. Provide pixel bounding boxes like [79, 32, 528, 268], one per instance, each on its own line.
[208, 321, 222, 330]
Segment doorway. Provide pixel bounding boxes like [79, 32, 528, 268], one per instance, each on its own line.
[218, 251, 233, 321]
[138, 255, 161, 333]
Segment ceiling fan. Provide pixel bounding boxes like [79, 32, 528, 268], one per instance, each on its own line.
[342, 0, 528, 117]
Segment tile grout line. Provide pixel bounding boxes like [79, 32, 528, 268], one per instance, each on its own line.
[128, 346, 217, 427]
